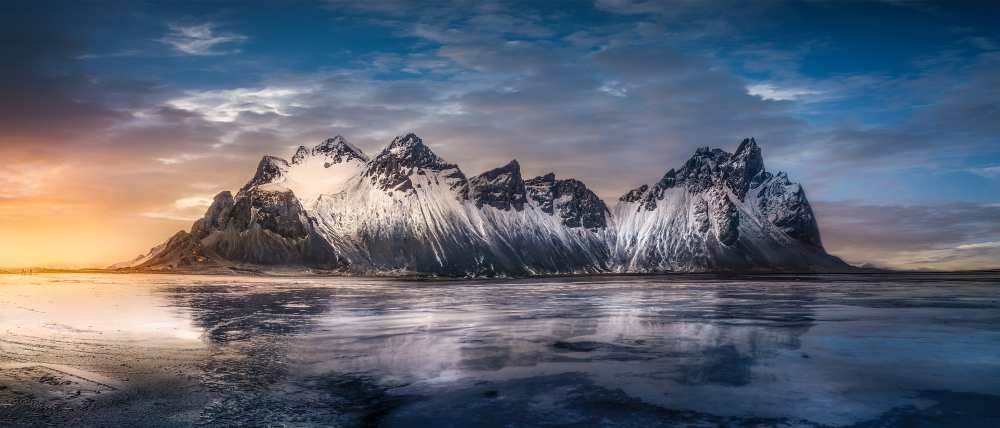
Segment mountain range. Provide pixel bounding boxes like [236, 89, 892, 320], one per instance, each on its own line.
[115, 134, 848, 275]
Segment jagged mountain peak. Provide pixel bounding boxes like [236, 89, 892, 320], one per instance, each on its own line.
[526, 172, 556, 187]
[292, 135, 368, 165]
[374, 133, 452, 170]
[625, 138, 767, 201]
[385, 132, 428, 155]
[471, 159, 526, 211]
[364, 133, 469, 198]
[735, 137, 758, 154]
[500, 159, 520, 170]
[524, 172, 608, 229]
[313, 135, 368, 161]
[612, 137, 836, 271]
[291, 146, 310, 164]
[725, 137, 766, 199]
[319, 134, 349, 148]
[243, 155, 290, 190]
[477, 159, 522, 178]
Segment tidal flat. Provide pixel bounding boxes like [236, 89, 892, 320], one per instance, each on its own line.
[1, 273, 999, 427]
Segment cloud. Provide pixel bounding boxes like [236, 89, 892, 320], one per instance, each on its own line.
[156, 153, 211, 165]
[75, 49, 143, 60]
[144, 4, 812, 201]
[166, 87, 305, 122]
[955, 241, 1000, 250]
[815, 201, 1000, 270]
[160, 23, 247, 56]
[2, 0, 997, 269]
[746, 83, 821, 101]
[141, 195, 216, 222]
[0, 162, 65, 200]
[970, 165, 1000, 178]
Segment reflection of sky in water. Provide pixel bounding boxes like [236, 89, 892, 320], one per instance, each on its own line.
[2, 273, 998, 426]
[0, 274, 202, 342]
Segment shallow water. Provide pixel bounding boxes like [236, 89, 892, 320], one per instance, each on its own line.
[1, 273, 999, 427]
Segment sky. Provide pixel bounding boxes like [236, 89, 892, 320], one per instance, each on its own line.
[1, 0, 998, 270]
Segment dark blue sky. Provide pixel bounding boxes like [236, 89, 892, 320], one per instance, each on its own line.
[2, 0, 999, 269]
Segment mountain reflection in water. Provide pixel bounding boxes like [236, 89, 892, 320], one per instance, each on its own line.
[2, 273, 999, 427]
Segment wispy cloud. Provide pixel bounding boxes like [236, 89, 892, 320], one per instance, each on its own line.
[160, 23, 247, 56]
[956, 241, 1000, 250]
[0, 162, 65, 200]
[746, 83, 822, 101]
[141, 195, 215, 222]
[156, 153, 210, 165]
[969, 165, 1000, 178]
[165, 87, 304, 122]
[75, 49, 143, 60]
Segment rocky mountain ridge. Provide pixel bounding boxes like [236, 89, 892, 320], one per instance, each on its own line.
[118, 134, 848, 275]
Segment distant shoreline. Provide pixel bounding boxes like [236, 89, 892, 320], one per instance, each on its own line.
[4, 266, 999, 280]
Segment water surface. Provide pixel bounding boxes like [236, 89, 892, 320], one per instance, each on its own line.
[2, 273, 999, 427]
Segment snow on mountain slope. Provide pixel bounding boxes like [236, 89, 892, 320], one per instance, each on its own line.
[258, 136, 367, 208]
[121, 134, 848, 275]
[312, 133, 499, 275]
[611, 138, 847, 272]
[467, 161, 610, 274]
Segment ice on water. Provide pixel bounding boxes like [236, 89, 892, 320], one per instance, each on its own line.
[2, 273, 999, 427]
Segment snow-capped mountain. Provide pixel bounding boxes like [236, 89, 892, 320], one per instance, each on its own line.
[611, 138, 840, 272]
[118, 134, 847, 275]
[469, 163, 610, 274]
[311, 133, 496, 275]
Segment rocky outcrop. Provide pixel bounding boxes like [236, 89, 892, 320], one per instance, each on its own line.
[470, 160, 527, 211]
[525, 173, 609, 230]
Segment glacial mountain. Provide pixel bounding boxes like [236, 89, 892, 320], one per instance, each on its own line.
[311, 133, 496, 275]
[118, 134, 847, 275]
[469, 164, 611, 274]
[310, 134, 609, 275]
[611, 138, 841, 272]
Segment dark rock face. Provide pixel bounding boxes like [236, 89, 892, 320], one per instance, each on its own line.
[201, 177, 341, 267]
[622, 146, 731, 213]
[227, 189, 310, 240]
[757, 173, 823, 248]
[291, 146, 310, 164]
[363, 133, 470, 199]
[306, 135, 368, 165]
[470, 160, 527, 211]
[723, 138, 765, 200]
[693, 198, 711, 233]
[191, 191, 235, 239]
[625, 145, 751, 212]
[205, 192, 340, 267]
[525, 173, 557, 214]
[707, 188, 740, 246]
[526, 173, 609, 230]
[292, 136, 368, 166]
[676, 147, 731, 193]
[132, 230, 214, 270]
[620, 184, 648, 203]
[137, 155, 343, 270]
[243, 156, 289, 191]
